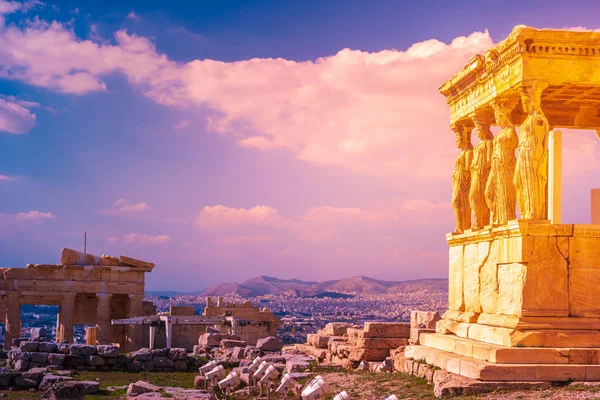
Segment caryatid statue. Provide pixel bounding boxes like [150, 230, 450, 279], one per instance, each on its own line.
[485, 98, 519, 225]
[452, 123, 473, 233]
[469, 110, 494, 230]
[514, 81, 550, 220]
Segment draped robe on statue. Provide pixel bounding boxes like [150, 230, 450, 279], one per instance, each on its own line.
[514, 110, 549, 220]
[452, 149, 472, 233]
[485, 127, 518, 225]
[470, 139, 493, 229]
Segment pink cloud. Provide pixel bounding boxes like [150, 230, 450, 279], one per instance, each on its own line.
[213, 235, 277, 246]
[0, 174, 16, 181]
[173, 119, 191, 129]
[124, 233, 172, 245]
[0, 210, 55, 224]
[126, 11, 140, 21]
[0, 96, 36, 134]
[0, 210, 55, 237]
[98, 198, 150, 216]
[195, 205, 289, 230]
[0, 0, 40, 16]
[0, 11, 493, 180]
[191, 203, 446, 276]
[7, 211, 55, 221]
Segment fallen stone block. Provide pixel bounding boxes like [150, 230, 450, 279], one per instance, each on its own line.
[307, 334, 330, 349]
[199, 333, 221, 347]
[30, 352, 48, 364]
[39, 342, 58, 353]
[286, 361, 309, 373]
[15, 360, 29, 371]
[127, 380, 160, 396]
[57, 343, 70, 354]
[30, 328, 47, 339]
[45, 380, 86, 400]
[64, 354, 85, 368]
[151, 348, 169, 357]
[363, 322, 410, 338]
[348, 337, 409, 349]
[153, 356, 174, 369]
[21, 367, 47, 384]
[231, 346, 245, 360]
[132, 349, 153, 361]
[86, 355, 105, 366]
[14, 376, 39, 387]
[411, 311, 441, 329]
[221, 339, 247, 349]
[327, 336, 347, 349]
[376, 359, 394, 373]
[96, 345, 120, 357]
[355, 360, 370, 371]
[9, 349, 28, 361]
[257, 336, 283, 352]
[323, 322, 353, 336]
[79, 380, 101, 394]
[19, 342, 38, 352]
[294, 344, 325, 360]
[39, 374, 74, 390]
[70, 344, 96, 356]
[342, 345, 390, 362]
[48, 353, 66, 365]
[168, 348, 187, 360]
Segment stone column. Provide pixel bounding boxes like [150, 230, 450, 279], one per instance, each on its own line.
[5, 293, 21, 347]
[127, 294, 144, 352]
[593, 189, 600, 224]
[95, 293, 113, 345]
[548, 129, 562, 223]
[57, 293, 76, 343]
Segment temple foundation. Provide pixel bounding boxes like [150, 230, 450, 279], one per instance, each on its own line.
[408, 220, 600, 381]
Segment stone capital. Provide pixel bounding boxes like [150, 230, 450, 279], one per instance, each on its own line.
[96, 292, 113, 299]
[518, 80, 549, 103]
[491, 96, 519, 114]
[471, 108, 494, 127]
[128, 293, 144, 301]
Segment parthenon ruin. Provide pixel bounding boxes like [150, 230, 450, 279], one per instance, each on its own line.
[408, 26, 600, 382]
[0, 248, 153, 352]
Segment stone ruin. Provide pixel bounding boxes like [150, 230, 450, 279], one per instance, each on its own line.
[204, 296, 280, 345]
[0, 248, 283, 357]
[296, 314, 440, 370]
[0, 248, 153, 352]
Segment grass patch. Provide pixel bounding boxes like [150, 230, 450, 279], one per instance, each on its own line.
[74, 371, 197, 390]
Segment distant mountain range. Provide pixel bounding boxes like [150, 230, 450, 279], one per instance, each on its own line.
[201, 275, 448, 297]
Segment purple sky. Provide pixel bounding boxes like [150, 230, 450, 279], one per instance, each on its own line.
[1, 0, 600, 290]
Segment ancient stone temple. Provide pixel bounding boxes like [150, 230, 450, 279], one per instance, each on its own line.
[408, 26, 600, 381]
[0, 248, 153, 352]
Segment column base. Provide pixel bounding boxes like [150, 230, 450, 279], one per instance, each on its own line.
[408, 333, 600, 381]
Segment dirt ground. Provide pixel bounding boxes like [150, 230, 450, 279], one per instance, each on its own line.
[320, 372, 600, 399]
[5, 370, 600, 399]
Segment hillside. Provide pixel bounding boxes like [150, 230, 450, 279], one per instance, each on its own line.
[201, 275, 447, 296]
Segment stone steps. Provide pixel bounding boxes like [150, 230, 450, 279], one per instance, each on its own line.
[406, 344, 600, 381]
[420, 333, 600, 364]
